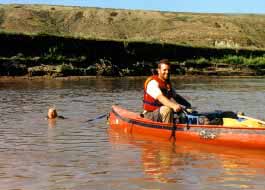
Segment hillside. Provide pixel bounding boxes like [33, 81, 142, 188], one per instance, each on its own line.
[1, 4, 265, 49]
[1, 4, 265, 77]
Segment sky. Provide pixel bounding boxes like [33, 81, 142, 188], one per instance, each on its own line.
[1, 0, 265, 14]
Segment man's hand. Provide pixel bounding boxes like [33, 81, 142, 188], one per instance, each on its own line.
[172, 104, 182, 112]
[157, 94, 183, 113]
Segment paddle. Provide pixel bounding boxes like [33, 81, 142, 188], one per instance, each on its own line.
[170, 108, 191, 140]
[86, 114, 107, 122]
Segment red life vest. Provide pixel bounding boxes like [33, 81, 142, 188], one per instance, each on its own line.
[143, 75, 173, 111]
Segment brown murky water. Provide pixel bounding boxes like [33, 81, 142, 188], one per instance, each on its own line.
[0, 77, 265, 190]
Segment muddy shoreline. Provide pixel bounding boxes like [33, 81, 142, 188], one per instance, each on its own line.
[1, 74, 263, 82]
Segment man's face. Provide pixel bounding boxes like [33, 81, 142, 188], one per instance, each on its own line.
[48, 108, 57, 119]
[157, 63, 170, 81]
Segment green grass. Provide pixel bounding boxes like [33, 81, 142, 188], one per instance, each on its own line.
[215, 55, 265, 68]
[173, 55, 265, 70]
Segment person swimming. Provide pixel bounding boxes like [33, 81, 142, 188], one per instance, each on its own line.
[46, 107, 65, 128]
[47, 107, 65, 119]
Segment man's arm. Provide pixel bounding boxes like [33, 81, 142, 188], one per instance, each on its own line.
[157, 94, 182, 112]
[172, 90, 191, 108]
[146, 80, 182, 112]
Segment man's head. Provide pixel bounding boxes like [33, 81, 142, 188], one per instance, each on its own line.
[157, 59, 171, 81]
[48, 107, 58, 119]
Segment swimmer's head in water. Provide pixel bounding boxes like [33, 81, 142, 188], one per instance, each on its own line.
[48, 107, 57, 119]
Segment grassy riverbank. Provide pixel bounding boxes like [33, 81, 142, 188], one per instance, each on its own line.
[1, 4, 265, 77]
[1, 53, 265, 77]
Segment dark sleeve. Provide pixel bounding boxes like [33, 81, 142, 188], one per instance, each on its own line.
[173, 92, 191, 108]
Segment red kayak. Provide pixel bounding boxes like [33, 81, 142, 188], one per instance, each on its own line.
[109, 105, 265, 150]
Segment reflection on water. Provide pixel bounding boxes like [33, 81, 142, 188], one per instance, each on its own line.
[0, 77, 265, 189]
[109, 128, 265, 190]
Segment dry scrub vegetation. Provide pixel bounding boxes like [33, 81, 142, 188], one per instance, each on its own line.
[1, 4, 265, 49]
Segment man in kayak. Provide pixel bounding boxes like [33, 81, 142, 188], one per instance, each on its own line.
[142, 59, 191, 123]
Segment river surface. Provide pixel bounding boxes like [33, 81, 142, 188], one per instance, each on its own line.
[0, 76, 265, 190]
